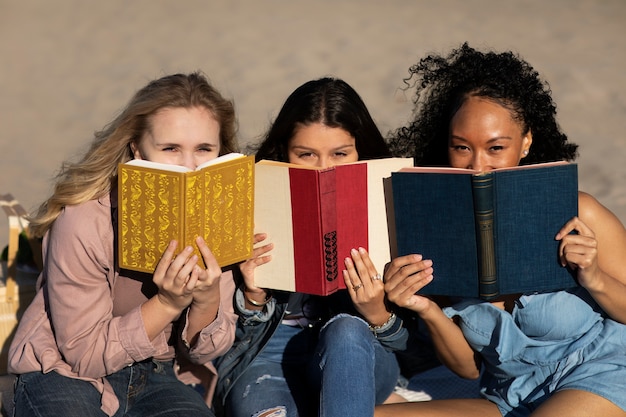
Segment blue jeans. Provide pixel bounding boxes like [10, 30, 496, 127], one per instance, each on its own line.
[224, 314, 399, 417]
[13, 359, 213, 417]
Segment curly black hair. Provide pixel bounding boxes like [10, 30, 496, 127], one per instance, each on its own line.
[388, 43, 578, 166]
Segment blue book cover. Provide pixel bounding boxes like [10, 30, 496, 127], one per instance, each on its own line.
[390, 162, 578, 300]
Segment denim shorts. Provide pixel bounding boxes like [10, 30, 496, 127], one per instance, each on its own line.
[444, 287, 626, 416]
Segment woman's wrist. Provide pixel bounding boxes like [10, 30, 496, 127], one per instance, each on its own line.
[368, 311, 395, 331]
[242, 286, 272, 307]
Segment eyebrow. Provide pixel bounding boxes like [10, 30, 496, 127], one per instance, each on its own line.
[290, 144, 356, 152]
[155, 141, 219, 148]
[450, 135, 514, 142]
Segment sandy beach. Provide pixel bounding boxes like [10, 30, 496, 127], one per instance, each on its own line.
[1, 0, 625, 249]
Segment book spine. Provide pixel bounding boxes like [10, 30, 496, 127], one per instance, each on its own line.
[335, 163, 368, 290]
[471, 173, 498, 299]
[289, 168, 336, 295]
[319, 169, 339, 294]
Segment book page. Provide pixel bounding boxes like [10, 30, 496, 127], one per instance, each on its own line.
[196, 152, 244, 169]
[399, 160, 570, 175]
[124, 152, 245, 172]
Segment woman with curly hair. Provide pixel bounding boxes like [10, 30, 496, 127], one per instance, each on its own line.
[9, 72, 239, 417]
[376, 44, 626, 416]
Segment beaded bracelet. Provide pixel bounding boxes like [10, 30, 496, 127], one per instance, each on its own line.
[244, 290, 273, 307]
[368, 312, 396, 332]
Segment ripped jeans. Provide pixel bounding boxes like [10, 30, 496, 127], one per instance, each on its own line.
[224, 314, 399, 417]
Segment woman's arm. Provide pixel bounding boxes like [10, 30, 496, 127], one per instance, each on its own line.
[236, 233, 274, 311]
[47, 202, 174, 378]
[384, 254, 481, 379]
[557, 192, 626, 323]
[183, 237, 224, 346]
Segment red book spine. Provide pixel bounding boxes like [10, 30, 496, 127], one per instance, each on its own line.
[289, 168, 338, 295]
[335, 164, 369, 290]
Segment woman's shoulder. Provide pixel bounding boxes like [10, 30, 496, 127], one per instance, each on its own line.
[577, 191, 623, 229]
[51, 195, 115, 243]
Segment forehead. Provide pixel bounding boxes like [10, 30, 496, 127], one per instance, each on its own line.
[451, 97, 522, 132]
[290, 123, 355, 148]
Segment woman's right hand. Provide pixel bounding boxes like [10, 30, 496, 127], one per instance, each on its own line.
[384, 254, 434, 315]
[152, 240, 199, 314]
[239, 233, 273, 303]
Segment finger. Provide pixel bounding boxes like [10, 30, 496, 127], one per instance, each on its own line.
[556, 216, 594, 240]
[342, 269, 363, 301]
[355, 247, 382, 284]
[385, 259, 433, 294]
[343, 256, 363, 294]
[253, 232, 268, 244]
[558, 233, 597, 266]
[185, 265, 201, 291]
[196, 236, 220, 272]
[154, 240, 179, 280]
[349, 248, 372, 290]
[252, 242, 274, 258]
[385, 254, 423, 280]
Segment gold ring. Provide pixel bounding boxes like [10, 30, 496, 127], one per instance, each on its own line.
[353, 283, 363, 291]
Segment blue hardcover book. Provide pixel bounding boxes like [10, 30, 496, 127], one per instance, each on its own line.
[390, 161, 578, 300]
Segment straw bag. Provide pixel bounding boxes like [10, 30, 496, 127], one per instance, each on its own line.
[0, 194, 41, 375]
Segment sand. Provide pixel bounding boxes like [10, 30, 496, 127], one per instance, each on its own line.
[1, 0, 625, 250]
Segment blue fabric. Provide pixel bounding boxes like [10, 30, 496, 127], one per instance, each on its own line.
[220, 315, 399, 417]
[443, 287, 626, 416]
[13, 360, 213, 417]
[214, 290, 408, 417]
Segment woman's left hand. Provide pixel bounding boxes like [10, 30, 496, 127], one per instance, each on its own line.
[189, 236, 223, 309]
[343, 247, 391, 326]
[556, 216, 600, 289]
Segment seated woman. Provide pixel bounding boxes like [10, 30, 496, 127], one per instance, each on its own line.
[213, 77, 430, 417]
[9, 72, 239, 417]
[376, 44, 626, 417]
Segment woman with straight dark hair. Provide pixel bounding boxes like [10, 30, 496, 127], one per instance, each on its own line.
[214, 78, 421, 417]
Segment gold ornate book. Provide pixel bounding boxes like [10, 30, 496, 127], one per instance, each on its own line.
[118, 153, 255, 273]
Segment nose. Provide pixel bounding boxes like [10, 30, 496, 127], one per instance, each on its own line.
[316, 156, 332, 169]
[468, 153, 488, 172]
[182, 154, 197, 171]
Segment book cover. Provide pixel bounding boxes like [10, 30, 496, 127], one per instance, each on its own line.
[391, 161, 578, 299]
[254, 158, 413, 295]
[118, 153, 255, 273]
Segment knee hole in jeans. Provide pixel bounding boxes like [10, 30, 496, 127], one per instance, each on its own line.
[252, 406, 287, 417]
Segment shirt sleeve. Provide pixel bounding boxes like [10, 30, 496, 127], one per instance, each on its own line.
[46, 202, 167, 378]
[179, 270, 238, 363]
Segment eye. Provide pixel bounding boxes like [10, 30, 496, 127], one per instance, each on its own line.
[162, 146, 178, 152]
[297, 152, 315, 159]
[198, 145, 217, 153]
[333, 151, 348, 157]
[450, 144, 470, 152]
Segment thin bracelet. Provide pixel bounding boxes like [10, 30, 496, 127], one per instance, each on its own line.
[244, 290, 273, 307]
[368, 312, 396, 332]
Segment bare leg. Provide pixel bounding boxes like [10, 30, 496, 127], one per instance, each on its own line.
[531, 389, 625, 417]
[383, 392, 408, 404]
[375, 398, 500, 417]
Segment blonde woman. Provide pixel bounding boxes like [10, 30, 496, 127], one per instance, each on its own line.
[9, 72, 238, 417]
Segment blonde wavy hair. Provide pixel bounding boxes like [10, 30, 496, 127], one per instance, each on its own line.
[30, 71, 238, 237]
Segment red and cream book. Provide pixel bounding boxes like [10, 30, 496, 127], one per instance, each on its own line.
[253, 158, 412, 295]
